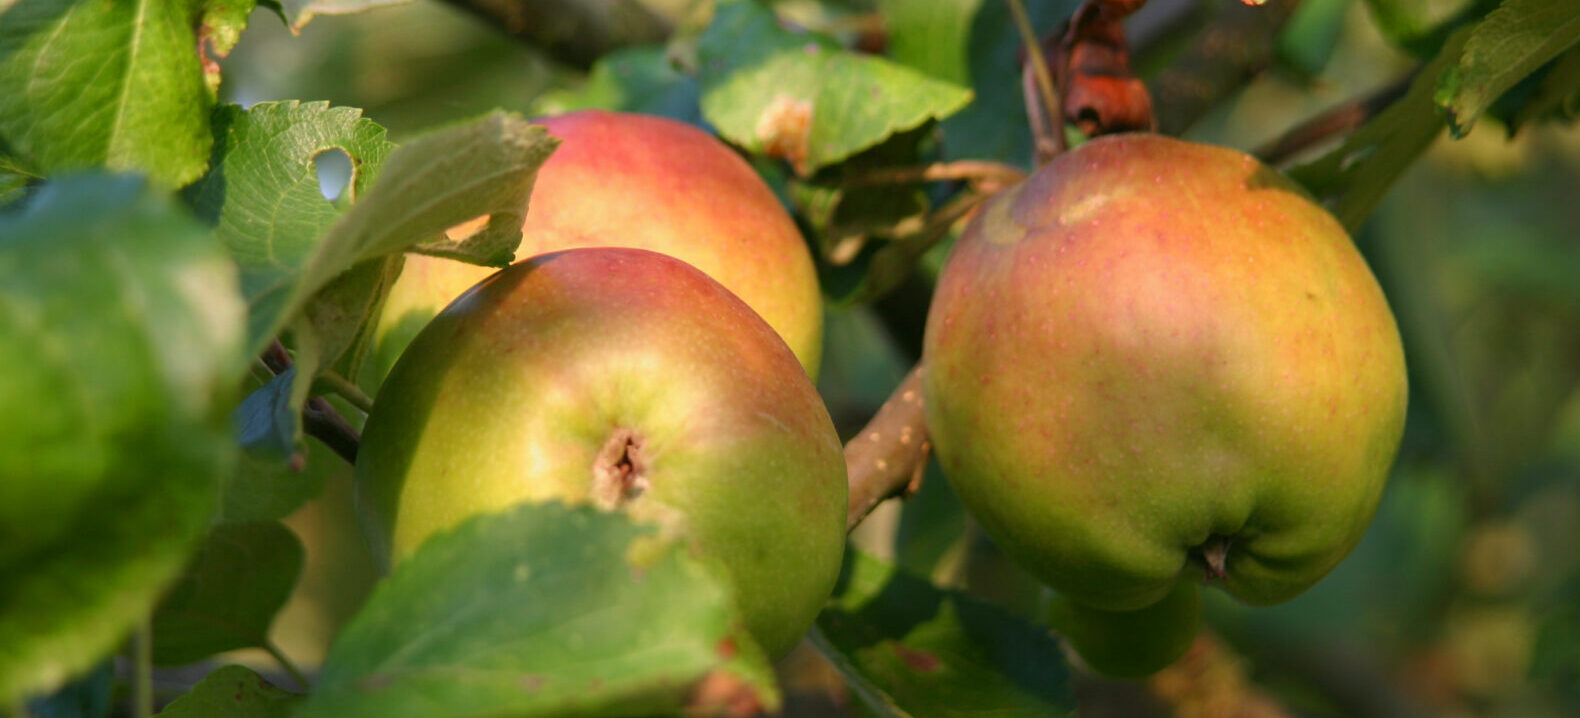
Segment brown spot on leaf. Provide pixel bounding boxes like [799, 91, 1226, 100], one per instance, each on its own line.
[755, 95, 813, 175]
[892, 643, 940, 673]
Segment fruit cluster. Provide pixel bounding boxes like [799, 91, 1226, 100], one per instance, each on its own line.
[355, 113, 1407, 673]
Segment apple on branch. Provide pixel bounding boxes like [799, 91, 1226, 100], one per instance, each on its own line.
[922, 133, 1408, 676]
[365, 110, 824, 394]
[355, 248, 847, 659]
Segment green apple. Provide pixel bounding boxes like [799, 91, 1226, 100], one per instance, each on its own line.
[365, 110, 823, 390]
[923, 134, 1408, 616]
[355, 247, 847, 658]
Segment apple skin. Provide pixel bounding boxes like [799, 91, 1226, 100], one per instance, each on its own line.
[355, 248, 847, 658]
[923, 133, 1408, 614]
[365, 110, 823, 389]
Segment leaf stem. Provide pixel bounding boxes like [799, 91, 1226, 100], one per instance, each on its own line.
[304, 397, 361, 465]
[262, 640, 311, 691]
[1006, 0, 1064, 163]
[132, 619, 153, 718]
[315, 370, 375, 415]
[1253, 72, 1415, 165]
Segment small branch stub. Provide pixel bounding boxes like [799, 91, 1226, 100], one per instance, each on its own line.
[844, 365, 931, 532]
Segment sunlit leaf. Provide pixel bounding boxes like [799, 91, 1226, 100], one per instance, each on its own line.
[698, 1, 972, 175]
[299, 502, 779, 718]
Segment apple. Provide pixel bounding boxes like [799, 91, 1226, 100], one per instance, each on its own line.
[923, 134, 1408, 618]
[355, 247, 847, 658]
[364, 110, 824, 390]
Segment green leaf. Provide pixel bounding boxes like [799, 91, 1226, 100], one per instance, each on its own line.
[880, 0, 1076, 166]
[309, 112, 557, 266]
[198, 0, 259, 96]
[236, 369, 302, 459]
[1435, 0, 1580, 136]
[190, 105, 556, 356]
[894, 463, 969, 581]
[531, 45, 704, 125]
[222, 433, 336, 524]
[184, 101, 394, 353]
[698, 0, 972, 175]
[0, 0, 228, 187]
[155, 664, 302, 718]
[0, 173, 246, 705]
[790, 127, 936, 271]
[813, 550, 1076, 717]
[1510, 45, 1580, 131]
[187, 105, 557, 360]
[299, 254, 404, 383]
[0, 151, 38, 209]
[151, 522, 304, 665]
[1289, 28, 1471, 232]
[279, 0, 414, 31]
[298, 502, 780, 718]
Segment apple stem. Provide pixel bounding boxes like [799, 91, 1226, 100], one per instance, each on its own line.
[844, 365, 931, 532]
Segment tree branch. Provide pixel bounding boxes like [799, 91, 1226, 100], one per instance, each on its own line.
[1149, 0, 1302, 135]
[1253, 72, 1415, 165]
[438, 0, 673, 70]
[262, 340, 362, 467]
[845, 365, 930, 532]
[304, 397, 360, 465]
[843, 161, 1028, 190]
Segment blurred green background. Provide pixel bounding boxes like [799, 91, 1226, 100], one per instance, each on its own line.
[217, 1, 1580, 716]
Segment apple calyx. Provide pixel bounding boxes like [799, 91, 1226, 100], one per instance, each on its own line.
[593, 429, 649, 509]
[1191, 535, 1232, 582]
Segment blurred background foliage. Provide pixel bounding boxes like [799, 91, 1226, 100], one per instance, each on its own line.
[216, 0, 1580, 716]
